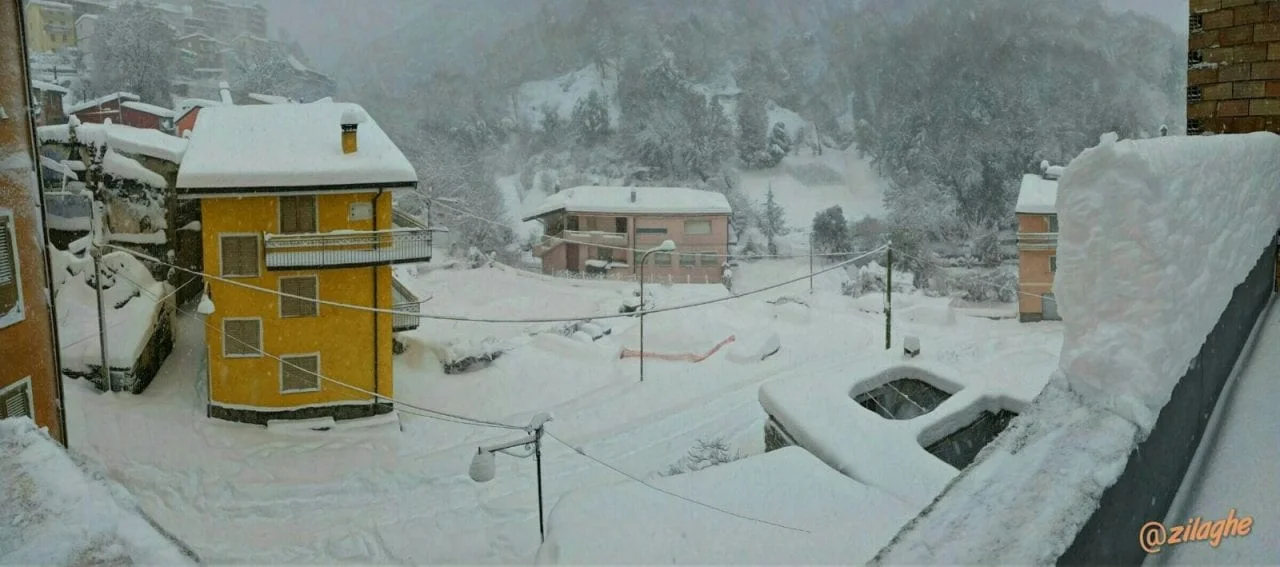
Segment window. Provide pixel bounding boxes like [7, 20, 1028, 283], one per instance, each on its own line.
[220, 234, 259, 277]
[684, 219, 712, 235]
[636, 227, 668, 235]
[679, 253, 696, 267]
[279, 276, 318, 317]
[0, 215, 21, 324]
[699, 252, 719, 266]
[223, 318, 262, 357]
[0, 378, 32, 420]
[653, 252, 671, 266]
[615, 217, 628, 233]
[1048, 215, 1058, 233]
[566, 216, 579, 231]
[279, 195, 317, 234]
[280, 354, 320, 393]
[583, 216, 599, 231]
[595, 246, 613, 262]
[1050, 256, 1057, 273]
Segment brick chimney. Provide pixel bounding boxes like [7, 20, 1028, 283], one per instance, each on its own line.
[340, 107, 366, 154]
[1188, 1, 1280, 135]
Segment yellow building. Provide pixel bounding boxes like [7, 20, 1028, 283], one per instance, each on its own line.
[24, 0, 76, 53]
[1015, 162, 1061, 322]
[176, 102, 430, 424]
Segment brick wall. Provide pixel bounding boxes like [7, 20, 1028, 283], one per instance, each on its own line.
[1188, 0, 1280, 134]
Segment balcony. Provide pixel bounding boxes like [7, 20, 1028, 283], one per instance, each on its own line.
[1016, 232, 1058, 250]
[391, 277, 420, 332]
[263, 210, 435, 270]
[532, 230, 629, 256]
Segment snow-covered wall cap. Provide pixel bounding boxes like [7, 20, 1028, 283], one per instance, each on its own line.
[1056, 131, 1280, 432]
[340, 107, 367, 126]
[522, 186, 733, 220]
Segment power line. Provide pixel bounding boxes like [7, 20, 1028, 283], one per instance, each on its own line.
[107, 267, 526, 431]
[544, 430, 810, 534]
[890, 247, 1056, 302]
[106, 243, 887, 324]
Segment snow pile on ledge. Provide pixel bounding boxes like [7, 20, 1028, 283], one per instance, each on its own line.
[1057, 132, 1280, 432]
[0, 418, 197, 564]
[37, 122, 187, 164]
[536, 447, 917, 565]
[872, 132, 1280, 564]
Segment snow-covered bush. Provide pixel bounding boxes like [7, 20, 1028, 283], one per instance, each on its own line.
[661, 438, 745, 477]
[841, 261, 911, 297]
[440, 338, 507, 375]
[949, 268, 1017, 303]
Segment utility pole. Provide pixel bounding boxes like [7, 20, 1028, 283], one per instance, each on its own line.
[88, 146, 111, 391]
[809, 232, 814, 294]
[885, 241, 892, 351]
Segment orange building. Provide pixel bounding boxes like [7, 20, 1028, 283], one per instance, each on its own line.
[1015, 163, 1062, 322]
[0, 0, 66, 443]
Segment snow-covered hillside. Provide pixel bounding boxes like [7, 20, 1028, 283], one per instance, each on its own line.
[515, 63, 620, 131]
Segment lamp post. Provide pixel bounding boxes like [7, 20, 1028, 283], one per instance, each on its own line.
[637, 240, 676, 383]
[469, 413, 553, 542]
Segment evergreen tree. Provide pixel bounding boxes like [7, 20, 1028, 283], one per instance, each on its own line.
[767, 121, 791, 165]
[760, 187, 788, 255]
[571, 89, 610, 146]
[539, 106, 562, 148]
[736, 93, 769, 168]
[811, 205, 851, 257]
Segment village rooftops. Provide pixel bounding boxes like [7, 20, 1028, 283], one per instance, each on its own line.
[65, 91, 140, 115]
[37, 122, 188, 163]
[1015, 172, 1060, 215]
[122, 101, 176, 118]
[175, 102, 416, 195]
[521, 186, 733, 221]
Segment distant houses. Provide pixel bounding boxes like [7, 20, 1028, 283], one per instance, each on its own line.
[1015, 162, 1062, 322]
[29, 79, 68, 126]
[522, 186, 733, 283]
[176, 102, 432, 424]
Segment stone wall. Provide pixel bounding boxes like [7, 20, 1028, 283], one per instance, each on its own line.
[1188, 0, 1280, 134]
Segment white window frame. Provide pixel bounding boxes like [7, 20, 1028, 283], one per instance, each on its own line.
[0, 376, 34, 420]
[684, 219, 712, 235]
[277, 194, 319, 234]
[278, 275, 319, 318]
[279, 352, 322, 394]
[221, 317, 263, 358]
[0, 210, 25, 329]
[219, 232, 261, 278]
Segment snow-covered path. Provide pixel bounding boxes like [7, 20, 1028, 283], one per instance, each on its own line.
[61, 261, 1060, 564]
[1163, 303, 1280, 563]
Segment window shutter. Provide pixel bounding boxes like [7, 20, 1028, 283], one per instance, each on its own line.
[224, 319, 261, 356]
[221, 235, 259, 277]
[280, 277, 317, 317]
[298, 196, 316, 233]
[281, 355, 319, 392]
[0, 219, 13, 285]
[1, 385, 29, 419]
[280, 197, 297, 233]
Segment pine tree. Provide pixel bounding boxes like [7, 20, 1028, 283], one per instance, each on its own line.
[539, 106, 562, 149]
[761, 187, 788, 255]
[811, 205, 851, 257]
[768, 121, 791, 164]
[571, 89, 610, 146]
[736, 93, 769, 168]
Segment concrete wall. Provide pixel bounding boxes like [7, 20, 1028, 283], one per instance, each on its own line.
[0, 0, 65, 444]
[1188, 0, 1280, 134]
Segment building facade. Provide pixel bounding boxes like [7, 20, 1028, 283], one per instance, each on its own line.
[23, 0, 76, 53]
[524, 186, 733, 283]
[176, 102, 429, 425]
[2, 0, 67, 443]
[29, 79, 68, 125]
[1015, 164, 1061, 322]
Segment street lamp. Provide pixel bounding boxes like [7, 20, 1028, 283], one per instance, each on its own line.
[469, 412, 553, 542]
[637, 240, 676, 383]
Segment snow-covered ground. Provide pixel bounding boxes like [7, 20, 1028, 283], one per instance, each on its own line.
[738, 149, 887, 244]
[61, 255, 1057, 564]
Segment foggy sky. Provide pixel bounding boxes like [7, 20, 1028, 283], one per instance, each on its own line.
[263, 0, 1189, 77]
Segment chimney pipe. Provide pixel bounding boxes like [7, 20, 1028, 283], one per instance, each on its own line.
[630, 189, 636, 203]
[340, 107, 366, 155]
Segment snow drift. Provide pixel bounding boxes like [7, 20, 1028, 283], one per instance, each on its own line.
[0, 418, 197, 564]
[873, 132, 1280, 563]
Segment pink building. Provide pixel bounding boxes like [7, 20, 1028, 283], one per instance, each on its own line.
[523, 186, 733, 283]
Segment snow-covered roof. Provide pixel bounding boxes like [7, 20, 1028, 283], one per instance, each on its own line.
[247, 92, 291, 105]
[28, 0, 73, 11]
[522, 186, 733, 220]
[876, 132, 1280, 563]
[122, 101, 176, 118]
[104, 149, 167, 187]
[0, 419, 197, 565]
[29, 79, 68, 94]
[37, 122, 187, 163]
[174, 97, 221, 116]
[176, 102, 417, 191]
[65, 91, 140, 115]
[1015, 173, 1058, 214]
[177, 32, 224, 44]
[39, 155, 78, 180]
[538, 446, 917, 565]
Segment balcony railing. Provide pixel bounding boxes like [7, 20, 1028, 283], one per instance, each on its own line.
[533, 229, 629, 256]
[1016, 231, 1058, 250]
[264, 211, 435, 270]
[391, 277, 420, 332]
